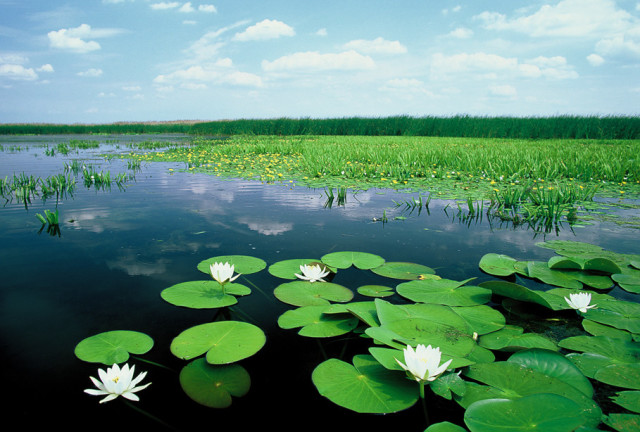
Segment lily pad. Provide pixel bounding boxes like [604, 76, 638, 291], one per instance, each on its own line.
[558, 335, 640, 363]
[611, 391, 640, 413]
[179, 358, 250, 408]
[273, 281, 353, 307]
[170, 321, 266, 364]
[479, 326, 557, 352]
[396, 278, 491, 306]
[452, 305, 506, 335]
[321, 251, 385, 269]
[268, 258, 331, 279]
[74, 330, 154, 365]
[479, 253, 518, 276]
[458, 361, 602, 428]
[161, 281, 239, 309]
[425, 422, 468, 432]
[602, 413, 640, 432]
[612, 273, 640, 294]
[507, 349, 593, 397]
[478, 280, 555, 309]
[277, 305, 358, 338]
[526, 261, 583, 289]
[371, 261, 435, 280]
[357, 284, 394, 298]
[197, 255, 266, 275]
[464, 394, 585, 432]
[594, 363, 640, 390]
[311, 354, 418, 414]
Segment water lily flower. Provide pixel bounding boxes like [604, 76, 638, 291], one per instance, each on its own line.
[565, 292, 597, 313]
[84, 363, 150, 404]
[295, 264, 330, 282]
[209, 261, 240, 284]
[396, 344, 452, 384]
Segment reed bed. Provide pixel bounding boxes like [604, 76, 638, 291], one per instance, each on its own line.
[2, 115, 639, 139]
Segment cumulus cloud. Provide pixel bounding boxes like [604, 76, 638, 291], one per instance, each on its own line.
[489, 84, 517, 98]
[48, 24, 101, 53]
[233, 19, 295, 41]
[77, 68, 103, 77]
[430, 52, 578, 81]
[343, 37, 407, 54]
[587, 53, 605, 66]
[0, 64, 38, 80]
[199, 4, 217, 13]
[448, 27, 473, 39]
[179, 2, 195, 13]
[262, 50, 375, 72]
[153, 64, 263, 87]
[37, 64, 54, 72]
[475, 0, 637, 38]
[150, 2, 181, 10]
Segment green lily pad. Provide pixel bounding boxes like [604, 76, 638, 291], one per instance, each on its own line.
[311, 354, 418, 414]
[478, 280, 555, 309]
[357, 284, 394, 298]
[548, 256, 584, 270]
[366, 318, 476, 357]
[458, 361, 602, 428]
[602, 413, 640, 432]
[583, 303, 640, 334]
[536, 240, 604, 255]
[374, 299, 469, 331]
[611, 391, 640, 413]
[170, 321, 266, 364]
[273, 281, 353, 307]
[277, 305, 358, 338]
[197, 255, 266, 275]
[508, 349, 593, 397]
[430, 370, 468, 400]
[612, 273, 640, 294]
[479, 253, 518, 276]
[464, 394, 585, 432]
[565, 352, 616, 378]
[396, 278, 491, 306]
[321, 251, 385, 269]
[595, 363, 640, 390]
[268, 258, 331, 279]
[631, 260, 640, 270]
[161, 281, 240, 309]
[479, 326, 557, 352]
[368, 346, 475, 372]
[425, 422, 468, 432]
[559, 335, 640, 363]
[582, 319, 632, 341]
[452, 305, 506, 335]
[527, 261, 583, 289]
[179, 358, 250, 408]
[74, 330, 154, 365]
[371, 261, 435, 280]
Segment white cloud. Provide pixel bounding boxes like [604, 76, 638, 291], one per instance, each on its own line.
[38, 64, 54, 73]
[183, 20, 197, 25]
[179, 2, 195, 13]
[153, 65, 263, 87]
[48, 24, 101, 53]
[489, 84, 517, 98]
[262, 50, 375, 72]
[77, 68, 103, 77]
[122, 85, 141, 91]
[0, 64, 38, 80]
[150, 2, 181, 10]
[448, 27, 473, 39]
[343, 37, 407, 54]
[595, 34, 640, 58]
[431, 52, 578, 81]
[475, 0, 637, 38]
[199, 4, 217, 13]
[233, 19, 295, 41]
[316, 28, 328, 37]
[587, 53, 605, 66]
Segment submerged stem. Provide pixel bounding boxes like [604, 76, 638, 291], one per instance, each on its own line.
[419, 382, 430, 425]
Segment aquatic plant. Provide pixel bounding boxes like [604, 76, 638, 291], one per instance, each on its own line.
[84, 363, 151, 404]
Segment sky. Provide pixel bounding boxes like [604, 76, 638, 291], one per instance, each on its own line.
[1, 0, 639, 123]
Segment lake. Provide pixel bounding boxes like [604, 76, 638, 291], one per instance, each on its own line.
[1, 135, 638, 431]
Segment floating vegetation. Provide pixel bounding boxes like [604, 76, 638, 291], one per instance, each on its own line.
[73, 241, 639, 430]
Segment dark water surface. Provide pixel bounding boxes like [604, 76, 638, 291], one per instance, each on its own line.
[1, 135, 638, 431]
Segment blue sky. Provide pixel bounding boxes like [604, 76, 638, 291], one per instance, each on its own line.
[1, 0, 639, 123]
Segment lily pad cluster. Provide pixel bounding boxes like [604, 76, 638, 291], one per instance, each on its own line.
[268, 244, 639, 431]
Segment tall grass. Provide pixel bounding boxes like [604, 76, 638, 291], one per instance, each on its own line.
[2, 116, 639, 139]
[189, 115, 640, 140]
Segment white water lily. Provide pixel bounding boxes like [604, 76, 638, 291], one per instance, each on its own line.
[84, 363, 151, 404]
[209, 261, 241, 284]
[565, 292, 597, 313]
[396, 344, 452, 383]
[295, 264, 330, 282]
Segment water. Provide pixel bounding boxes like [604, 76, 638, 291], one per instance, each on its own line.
[1, 135, 638, 431]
